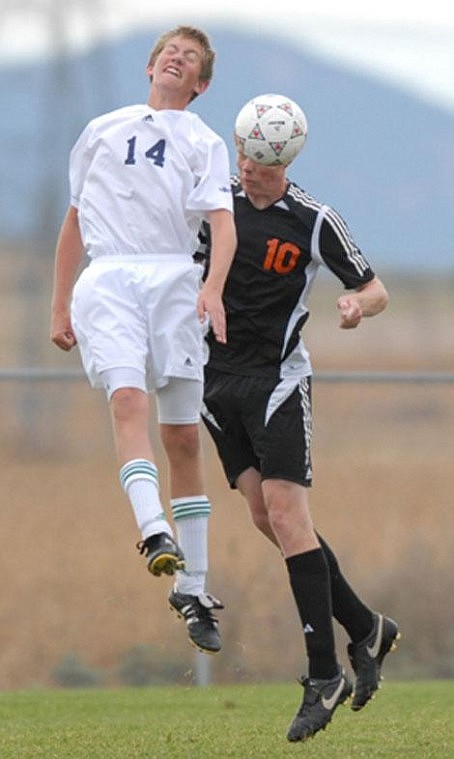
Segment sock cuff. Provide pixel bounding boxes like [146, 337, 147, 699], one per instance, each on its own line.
[119, 459, 159, 491]
[285, 547, 327, 576]
[170, 495, 211, 520]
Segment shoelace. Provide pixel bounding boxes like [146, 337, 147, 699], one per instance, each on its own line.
[136, 540, 147, 555]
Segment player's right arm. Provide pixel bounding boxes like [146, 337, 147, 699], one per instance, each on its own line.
[50, 205, 84, 351]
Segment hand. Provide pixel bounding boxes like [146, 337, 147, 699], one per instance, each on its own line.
[51, 312, 77, 351]
[337, 295, 362, 329]
[197, 286, 226, 343]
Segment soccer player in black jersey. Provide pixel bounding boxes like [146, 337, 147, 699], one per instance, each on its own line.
[201, 101, 400, 742]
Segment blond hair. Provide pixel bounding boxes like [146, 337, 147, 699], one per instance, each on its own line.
[147, 25, 216, 98]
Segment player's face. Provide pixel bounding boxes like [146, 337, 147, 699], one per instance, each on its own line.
[237, 151, 286, 194]
[147, 35, 208, 99]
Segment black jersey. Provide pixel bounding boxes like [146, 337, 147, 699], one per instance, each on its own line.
[203, 175, 375, 379]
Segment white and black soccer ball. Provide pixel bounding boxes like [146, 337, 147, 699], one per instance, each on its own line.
[234, 93, 308, 166]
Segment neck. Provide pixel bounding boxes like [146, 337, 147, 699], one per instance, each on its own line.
[147, 85, 190, 111]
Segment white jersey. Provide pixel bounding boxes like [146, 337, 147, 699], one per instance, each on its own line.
[69, 104, 233, 259]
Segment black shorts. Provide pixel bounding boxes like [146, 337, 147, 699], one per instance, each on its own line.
[202, 368, 312, 488]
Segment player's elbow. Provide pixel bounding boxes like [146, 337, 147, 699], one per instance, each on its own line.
[362, 277, 389, 316]
[375, 281, 389, 313]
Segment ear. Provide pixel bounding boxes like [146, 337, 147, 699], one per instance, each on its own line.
[145, 63, 154, 78]
[194, 79, 209, 96]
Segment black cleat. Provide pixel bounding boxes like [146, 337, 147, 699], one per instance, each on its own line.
[287, 667, 353, 742]
[348, 612, 400, 711]
[168, 590, 224, 654]
[136, 533, 185, 577]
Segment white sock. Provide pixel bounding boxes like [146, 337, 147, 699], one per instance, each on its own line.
[119, 459, 172, 540]
[171, 496, 211, 595]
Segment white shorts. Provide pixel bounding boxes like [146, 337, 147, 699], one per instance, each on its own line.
[71, 255, 205, 391]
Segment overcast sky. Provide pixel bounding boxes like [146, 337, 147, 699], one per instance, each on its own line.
[1, 0, 453, 111]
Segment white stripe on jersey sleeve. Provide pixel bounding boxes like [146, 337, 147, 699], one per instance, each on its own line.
[322, 205, 369, 275]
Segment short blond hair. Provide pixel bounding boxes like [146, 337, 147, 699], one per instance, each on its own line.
[147, 25, 216, 96]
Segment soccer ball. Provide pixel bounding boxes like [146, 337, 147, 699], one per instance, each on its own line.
[234, 93, 308, 166]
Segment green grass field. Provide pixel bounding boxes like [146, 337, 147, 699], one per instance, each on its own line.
[0, 680, 452, 759]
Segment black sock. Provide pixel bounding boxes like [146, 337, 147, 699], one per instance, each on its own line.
[317, 533, 374, 643]
[285, 548, 338, 680]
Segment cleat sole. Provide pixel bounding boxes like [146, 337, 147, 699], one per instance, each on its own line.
[190, 640, 220, 655]
[148, 554, 185, 577]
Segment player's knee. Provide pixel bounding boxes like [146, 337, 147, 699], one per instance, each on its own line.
[267, 504, 290, 536]
[263, 487, 294, 535]
[110, 386, 147, 422]
[161, 424, 200, 460]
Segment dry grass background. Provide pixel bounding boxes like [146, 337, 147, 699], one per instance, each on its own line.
[1, 251, 453, 689]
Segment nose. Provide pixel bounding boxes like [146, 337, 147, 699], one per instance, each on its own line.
[170, 51, 183, 65]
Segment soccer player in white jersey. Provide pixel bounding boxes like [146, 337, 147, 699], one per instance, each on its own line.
[200, 96, 399, 737]
[50, 26, 237, 654]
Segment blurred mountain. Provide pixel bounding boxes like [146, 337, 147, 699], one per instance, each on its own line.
[1, 27, 453, 272]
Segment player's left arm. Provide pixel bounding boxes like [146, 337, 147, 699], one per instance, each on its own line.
[337, 276, 389, 329]
[316, 205, 389, 330]
[197, 208, 237, 343]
